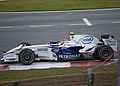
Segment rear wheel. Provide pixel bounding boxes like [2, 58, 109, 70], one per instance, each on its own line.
[93, 45, 114, 61]
[19, 49, 35, 65]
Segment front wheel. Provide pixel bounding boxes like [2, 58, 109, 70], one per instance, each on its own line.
[93, 45, 114, 61]
[19, 49, 35, 65]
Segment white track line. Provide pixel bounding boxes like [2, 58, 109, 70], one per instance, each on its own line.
[9, 62, 70, 70]
[0, 8, 120, 14]
[82, 18, 92, 26]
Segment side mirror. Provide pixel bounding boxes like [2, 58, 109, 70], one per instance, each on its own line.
[3, 51, 7, 53]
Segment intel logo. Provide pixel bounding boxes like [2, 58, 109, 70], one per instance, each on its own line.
[82, 36, 93, 44]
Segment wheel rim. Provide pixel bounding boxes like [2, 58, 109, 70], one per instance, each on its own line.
[23, 53, 32, 62]
[21, 50, 34, 64]
[100, 48, 111, 59]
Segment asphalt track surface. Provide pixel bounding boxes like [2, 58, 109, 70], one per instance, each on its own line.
[0, 8, 120, 60]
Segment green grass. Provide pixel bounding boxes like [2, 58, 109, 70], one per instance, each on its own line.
[0, 66, 117, 83]
[0, 67, 83, 82]
[0, 67, 87, 82]
[0, 0, 120, 12]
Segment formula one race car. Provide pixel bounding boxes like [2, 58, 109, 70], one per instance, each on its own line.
[1, 32, 117, 65]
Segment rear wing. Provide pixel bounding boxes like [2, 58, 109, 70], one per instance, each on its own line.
[101, 35, 117, 52]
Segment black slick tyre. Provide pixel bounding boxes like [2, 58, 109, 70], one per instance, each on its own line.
[19, 49, 35, 65]
[93, 45, 114, 61]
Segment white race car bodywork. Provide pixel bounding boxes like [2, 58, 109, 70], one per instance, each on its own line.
[1, 33, 117, 65]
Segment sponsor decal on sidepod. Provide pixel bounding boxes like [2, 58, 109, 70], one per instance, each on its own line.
[82, 36, 93, 44]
